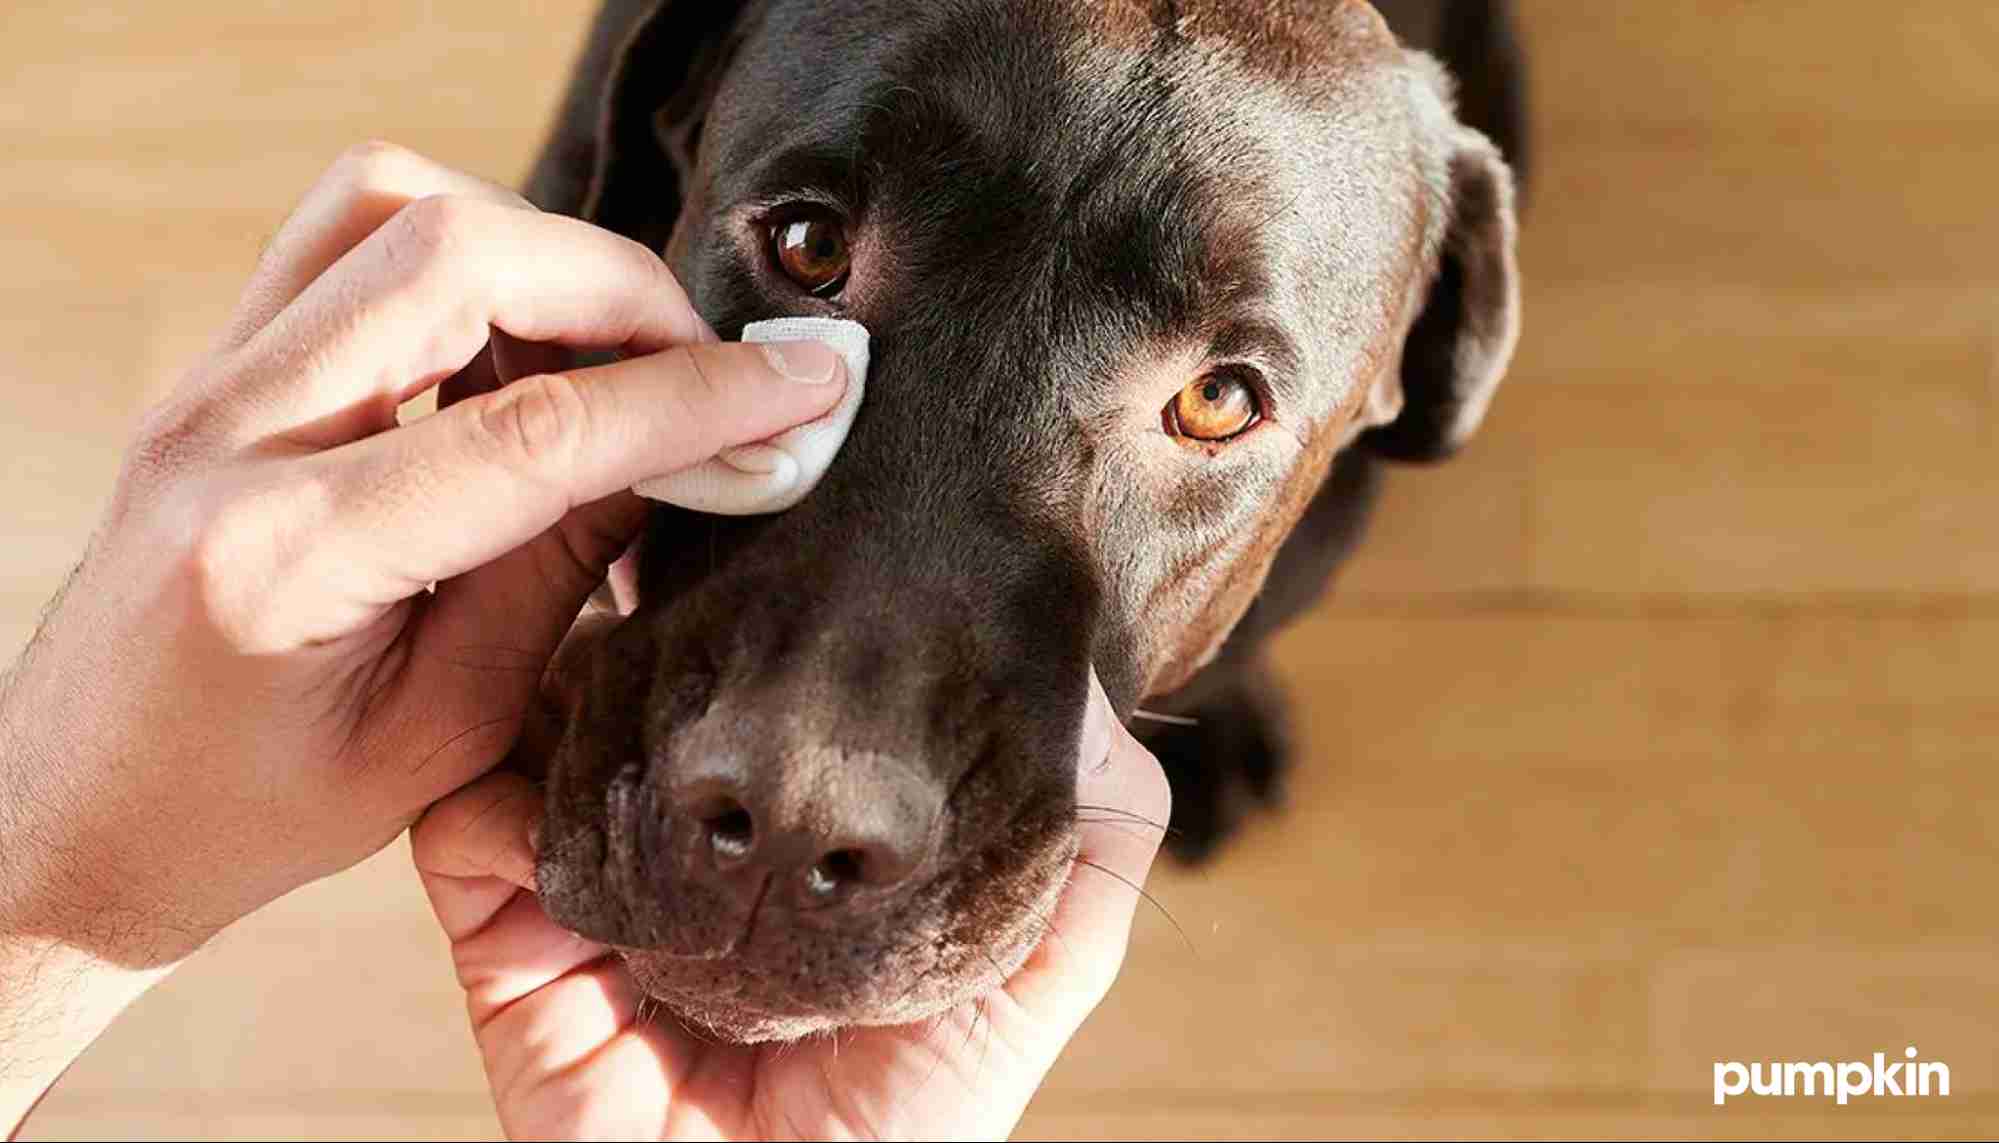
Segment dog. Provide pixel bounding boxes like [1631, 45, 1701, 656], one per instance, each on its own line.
[520, 0, 1526, 1043]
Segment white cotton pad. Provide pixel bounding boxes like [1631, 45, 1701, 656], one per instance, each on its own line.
[634, 318, 870, 515]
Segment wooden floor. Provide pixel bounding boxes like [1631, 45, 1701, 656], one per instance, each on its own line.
[4, 2, 1995, 1138]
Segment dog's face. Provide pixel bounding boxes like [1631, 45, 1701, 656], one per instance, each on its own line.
[535, 0, 1519, 1042]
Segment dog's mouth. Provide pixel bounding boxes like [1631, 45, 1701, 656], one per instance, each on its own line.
[542, 766, 1079, 1043]
[609, 810, 1077, 1043]
[526, 613, 1088, 1042]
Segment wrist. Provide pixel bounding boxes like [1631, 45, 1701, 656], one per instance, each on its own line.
[0, 685, 194, 1138]
[1, 612, 233, 963]
[0, 929, 176, 1137]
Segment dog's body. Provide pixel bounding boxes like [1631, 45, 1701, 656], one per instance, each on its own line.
[526, 0, 1525, 1041]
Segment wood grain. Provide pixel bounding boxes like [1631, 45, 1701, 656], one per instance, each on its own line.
[5, 0, 1994, 1138]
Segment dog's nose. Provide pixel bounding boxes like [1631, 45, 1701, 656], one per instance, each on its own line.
[668, 748, 941, 908]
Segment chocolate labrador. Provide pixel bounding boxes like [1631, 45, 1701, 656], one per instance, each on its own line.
[520, 0, 1526, 1042]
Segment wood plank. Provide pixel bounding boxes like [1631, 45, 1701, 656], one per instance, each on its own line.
[1525, 137, 1999, 290]
[6, 2, 1999, 1140]
[41, 845, 488, 1101]
[1018, 1103, 1999, 1141]
[1647, 946, 1999, 1098]
[1343, 364, 1997, 599]
[1515, 378, 1996, 595]
[1025, 609, 1999, 1105]
[20, 1108, 500, 1142]
[1519, 1, 1999, 137]
[0, 3, 596, 134]
[1513, 281, 1996, 390]
[0, 128, 551, 213]
[0, 293, 152, 599]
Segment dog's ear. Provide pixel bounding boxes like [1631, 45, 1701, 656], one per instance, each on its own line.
[525, 0, 749, 250]
[1360, 69, 1522, 463]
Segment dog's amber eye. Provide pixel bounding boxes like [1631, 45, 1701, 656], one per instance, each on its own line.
[1166, 372, 1262, 442]
[770, 212, 851, 297]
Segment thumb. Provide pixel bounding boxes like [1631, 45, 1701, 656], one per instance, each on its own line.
[349, 340, 844, 802]
[311, 338, 846, 604]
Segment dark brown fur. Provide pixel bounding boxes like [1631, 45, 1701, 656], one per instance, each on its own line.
[525, 0, 1525, 1041]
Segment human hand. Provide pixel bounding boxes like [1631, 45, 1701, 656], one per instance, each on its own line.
[412, 669, 1169, 1141]
[0, 143, 846, 1127]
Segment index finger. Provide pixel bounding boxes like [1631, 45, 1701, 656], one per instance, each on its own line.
[216, 187, 710, 451]
[217, 141, 533, 353]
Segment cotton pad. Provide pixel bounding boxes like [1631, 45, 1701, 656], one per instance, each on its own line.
[634, 318, 870, 515]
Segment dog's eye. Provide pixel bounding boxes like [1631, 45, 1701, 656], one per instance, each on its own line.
[770, 211, 851, 297]
[1165, 371, 1262, 442]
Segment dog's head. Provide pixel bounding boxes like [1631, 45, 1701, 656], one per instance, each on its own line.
[532, 0, 1519, 1042]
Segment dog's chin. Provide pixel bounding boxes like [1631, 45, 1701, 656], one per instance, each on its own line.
[614, 835, 1076, 1045]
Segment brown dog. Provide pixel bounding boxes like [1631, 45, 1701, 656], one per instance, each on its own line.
[522, 0, 1525, 1042]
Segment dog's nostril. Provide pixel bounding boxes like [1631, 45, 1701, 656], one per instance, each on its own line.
[702, 804, 756, 861]
[803, 849, 867, 898]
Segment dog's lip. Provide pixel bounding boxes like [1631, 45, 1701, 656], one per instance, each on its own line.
[613, 874, 770, 964]
[527, 613, 623, 751]
[534, 627, 1098, 1001]
[613, 809, 1077, 1030]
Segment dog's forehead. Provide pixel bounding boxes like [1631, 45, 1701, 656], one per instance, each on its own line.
[731, 0, 1414, 193]
[718, 0, 1428, 398]
[1088, 0, 1403, 78]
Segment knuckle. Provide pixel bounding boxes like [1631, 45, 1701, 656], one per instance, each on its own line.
[386, 194, 488, 279]
[331, 138, 422, 186]
[186, 494, 258, 593]
[176, 474, 332, 650]
[606, 239, 670, 338]
[471, 372, 589, 470]
[120, 377, 237, 497]
[125, 398, 207, 484]
[181, 491, 275, 639]
[328, 142, 533, 216]
[615, 230, 674, 292]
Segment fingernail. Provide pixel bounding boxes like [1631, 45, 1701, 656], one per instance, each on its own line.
[760, 339, 842, 384]
[720, 444, 792, 477]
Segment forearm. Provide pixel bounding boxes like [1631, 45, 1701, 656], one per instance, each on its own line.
[0, 933, 171, 1136]
[0, 657, 180, 1137]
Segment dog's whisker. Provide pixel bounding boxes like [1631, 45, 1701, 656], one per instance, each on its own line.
[674, 1010, 728, 1048]
[973, 993, 995, 1082]
[526, 826, 616, 868]
[1074, 856, 1196, 955]
[978, 946, 1011, 993]
[1074, 802, 1178, 836]
[1130, 708, 1199, 727]
[1025, 897, 1074, 963]
[1073, 818, 1179, 850]
[632, 993, 660, 1034]
[957, 992, 984, 1060]
[1074, 812, 1176, 837]
[908, 977, 958, 1102]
